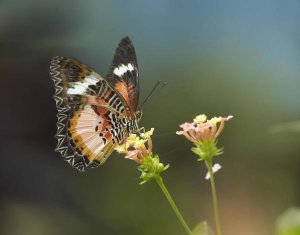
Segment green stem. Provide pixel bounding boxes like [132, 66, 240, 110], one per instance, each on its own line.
[155, 176, 194, 235]
[205, 160, 223, 235]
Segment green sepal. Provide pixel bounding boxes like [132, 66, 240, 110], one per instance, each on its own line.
[192, 139, 223, 161]
[138, 153, 169, 184]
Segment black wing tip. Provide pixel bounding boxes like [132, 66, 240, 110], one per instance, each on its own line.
[109, 36, 137, 69]
[119, 36, 133, 46]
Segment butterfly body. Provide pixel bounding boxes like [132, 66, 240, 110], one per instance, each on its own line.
[50, 37, 140, 172]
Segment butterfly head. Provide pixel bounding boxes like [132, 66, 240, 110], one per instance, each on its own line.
[135, 110, 142, 121]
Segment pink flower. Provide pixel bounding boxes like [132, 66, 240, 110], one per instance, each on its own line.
[125, 149, 144, 164]
[177, 114, 233, 143]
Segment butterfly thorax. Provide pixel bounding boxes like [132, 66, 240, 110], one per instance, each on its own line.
[125, 110, 141, 134]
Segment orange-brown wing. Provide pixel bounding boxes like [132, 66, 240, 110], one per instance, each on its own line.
[50, 56, 130, 172]
[106, 37, 139, 112]
[68, 104, 127, 170]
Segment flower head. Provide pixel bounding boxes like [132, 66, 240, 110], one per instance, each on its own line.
[177, 114, 233, 161]
[115, 128, 168, 184]
[115, 128, 154, 164]
[177, 114, 233, 143]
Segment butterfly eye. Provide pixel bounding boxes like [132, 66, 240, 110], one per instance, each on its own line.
[135, 110, 142, 121]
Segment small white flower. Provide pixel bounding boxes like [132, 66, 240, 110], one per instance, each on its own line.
[205, 163, 222, 180]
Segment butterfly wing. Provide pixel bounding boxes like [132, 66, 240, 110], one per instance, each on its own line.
[50, 56, 129, 171]
[106, 37, 139, 112]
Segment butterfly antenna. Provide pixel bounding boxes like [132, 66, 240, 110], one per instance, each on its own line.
[152, 82, 167, 97]
[139, 81, 166, 109]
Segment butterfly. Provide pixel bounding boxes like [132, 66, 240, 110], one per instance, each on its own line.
[50, 37, 142, 172]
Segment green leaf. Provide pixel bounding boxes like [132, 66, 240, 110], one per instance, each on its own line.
[276, 207, 300, 235]
[192, 221, 215, 235]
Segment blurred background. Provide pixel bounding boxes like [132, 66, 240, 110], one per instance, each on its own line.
[1, 1, 300, 235]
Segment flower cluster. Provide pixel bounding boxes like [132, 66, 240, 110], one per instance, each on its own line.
[115, 128, 154, 164]
[176, 114, 233, 144]
[177, 114, 232, 162]
[115, 128, 169, 184]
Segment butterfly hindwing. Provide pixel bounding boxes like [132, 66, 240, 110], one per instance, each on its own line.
[106, 37, 139, 112]
[50, 56, 130, 171]
[68, 104, 124, 169]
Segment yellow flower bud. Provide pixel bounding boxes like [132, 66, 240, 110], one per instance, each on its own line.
[193, 114, 207, 124]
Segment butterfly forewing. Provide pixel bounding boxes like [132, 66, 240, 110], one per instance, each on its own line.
[106, 37, 139, 112]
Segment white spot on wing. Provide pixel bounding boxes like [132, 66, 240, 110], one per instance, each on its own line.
[113, 63, 134, 77]
[67, 72, 100, 95]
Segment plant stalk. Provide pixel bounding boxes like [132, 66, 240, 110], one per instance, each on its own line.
[155, 176, 194, 235]
[205, 160, 223, 235]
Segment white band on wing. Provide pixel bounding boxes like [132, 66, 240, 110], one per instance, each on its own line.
[113, 63, 134, 77]
[67, 72, 99, 95]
